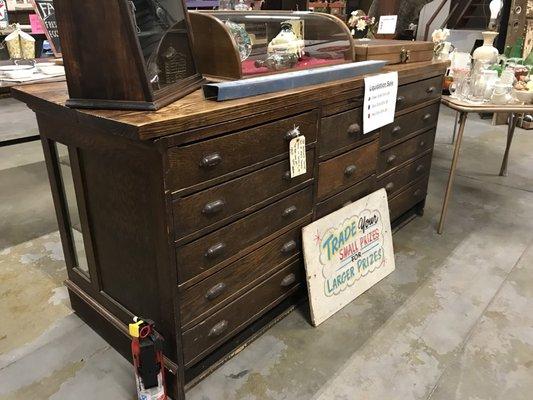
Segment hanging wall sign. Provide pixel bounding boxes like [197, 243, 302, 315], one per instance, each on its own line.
[302, 189, 395, 326]
[30, 0, 61, 57]
[363, 71, 398, 134]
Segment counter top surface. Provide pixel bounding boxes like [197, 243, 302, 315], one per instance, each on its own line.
[11, 61, 448, 141]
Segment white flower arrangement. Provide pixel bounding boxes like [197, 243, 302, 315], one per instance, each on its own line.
[348, 11, 377, 39]
[431, 28, 450, 43]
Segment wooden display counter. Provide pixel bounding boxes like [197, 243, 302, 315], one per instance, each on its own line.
[12, 60, 447, 399]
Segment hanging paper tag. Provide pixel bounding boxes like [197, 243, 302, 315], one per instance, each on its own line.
[289, 128, 306, 178]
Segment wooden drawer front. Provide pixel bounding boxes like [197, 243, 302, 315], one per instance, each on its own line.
[317, 140, 378, 200]
[316, 175, 375, 219]
[381, 102, 439, 148]
[389, 175, 429, 221]
[378, 129, 435, 176]
[176, 187, 313, 284]
[182, 260, 303, 366]
[180, 225, 303, 328]
[167, 111, 318, 191]
[173, 150, 314, 240]
[377, 153, 432, 198]
[320, 107, 378, 157]
[396, 76, 442, 111]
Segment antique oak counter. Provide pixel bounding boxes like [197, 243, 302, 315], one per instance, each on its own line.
[12, 60, 447, 399]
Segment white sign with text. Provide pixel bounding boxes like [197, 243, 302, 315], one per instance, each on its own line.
[377, 15, 398, 34]
[302, 189, 396, 326]
[363, 71, 398, 134]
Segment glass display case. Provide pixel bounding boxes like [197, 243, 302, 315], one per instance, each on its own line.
[189, 11, 355, 80]
[54, 0, 204, 110]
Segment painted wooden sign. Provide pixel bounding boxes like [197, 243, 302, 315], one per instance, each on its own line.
[30, 0, 61, 57]
[302, 189, 395, 326]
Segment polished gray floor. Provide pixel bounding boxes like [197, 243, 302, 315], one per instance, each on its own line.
[0, 106, 532, 399]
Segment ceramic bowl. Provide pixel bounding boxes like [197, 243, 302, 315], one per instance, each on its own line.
[513, 89, 533, 104]
[37, 65, 65, 75]
[3, 68, 35, 79]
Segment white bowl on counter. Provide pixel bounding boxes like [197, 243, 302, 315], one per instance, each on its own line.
[0, 65, 36, 79]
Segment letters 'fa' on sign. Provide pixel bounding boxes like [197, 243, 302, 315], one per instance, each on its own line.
[302, 189, 395, 326]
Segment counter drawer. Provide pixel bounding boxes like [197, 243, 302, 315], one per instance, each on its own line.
[317, 140, 378, 200]
[182, 259, 303, 366]
[176, 187, 313, 284]
[166, 110, 318, 192]
[319, 107, 378, 157]
[377, 153, 432, 198]
[381, 102, 439, 148]
[389, 175, 429, 221]
[173, 150, 314, 240]
[180, 225, 304, 328]
[396, 75, 442, 111]
[315, 175, 375, 219]
[378, 129, 435, 176]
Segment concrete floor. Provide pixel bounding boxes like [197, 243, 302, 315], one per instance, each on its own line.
[0, 106, 532, 399]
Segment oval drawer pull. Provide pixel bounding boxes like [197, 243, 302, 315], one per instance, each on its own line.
[281, 240, 297, 254]
[285, 130, 299, 141]
[422, 113, 432, 121]
[344, 165, 357, 176]
[396, 95, 405, 104]
[200, 153, 222, 168]
[413, 189, 423, 197]
[208, 320, 228, 337]
[283, 170, 292, 181]
[419, 140, 426, 147]
[205, 282, 227, 301]
[426, 86, 436, 94]
[386, 154, 397, 164]
[202, 199, 225, 215]
[392, 125, 402, 134]
[282, 205, 298, 218]
[281, 273, 297, 287]
[347, 123, 361, 135]
[416, 164, 425, 173]
[205, 242, 226, 259]
[385, 182, 394, 192]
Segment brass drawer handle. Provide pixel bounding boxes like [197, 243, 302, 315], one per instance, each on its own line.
[200, 153, 222, 168]
[281, 240, 297, 254]
[385, 182, 394, 192]
[202, 199, 225, 215]
[282, 205, 298, 218]
[413, 189, 423, 197]
[344, 165, 357, 176]
[205, 242, 226, 259]
[386, 154, 397, 164]
[426, 86, 436, 94]
[347, 123, 361, 135]
[396, 95, 405, 104]
[416, 164, 425, 173]
[281, 273, 296, 287]
[392, 125, 402, 134]
[205, 282, 227, 301]
[423, 113, 432, 122]
[208, 320, 228, 337]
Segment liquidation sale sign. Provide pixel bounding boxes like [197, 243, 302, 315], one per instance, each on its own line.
[302, 189, 395, 326]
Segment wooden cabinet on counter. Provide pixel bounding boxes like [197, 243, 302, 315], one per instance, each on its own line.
[12, 60, 447, 399]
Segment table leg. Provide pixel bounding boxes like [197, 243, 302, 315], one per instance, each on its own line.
[499, 113, 518, 177]
[438, 111, 468, 234]
[451, 111, 459, 144]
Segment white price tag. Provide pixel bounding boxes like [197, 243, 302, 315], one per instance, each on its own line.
[377, 15, 398, 34]
[289, 128, 306, 178]
[363, 71, 398, 134]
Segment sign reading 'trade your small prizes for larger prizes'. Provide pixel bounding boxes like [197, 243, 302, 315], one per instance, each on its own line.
[363, 71, 398, 134]
[302, 189, 395, 326]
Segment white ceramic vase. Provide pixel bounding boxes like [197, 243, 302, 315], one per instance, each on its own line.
[473, 31, 499, 64]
